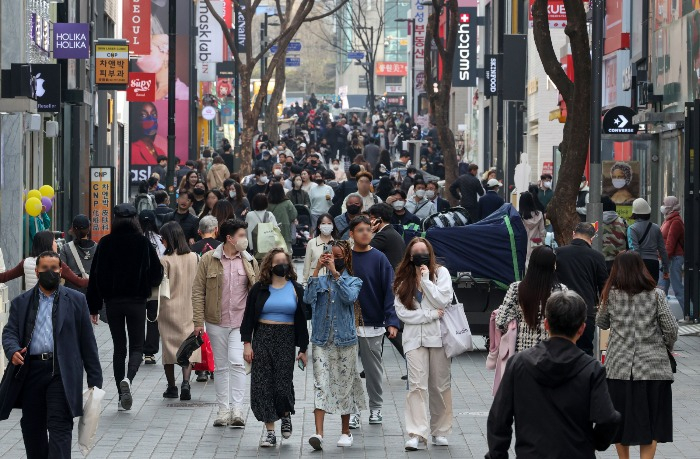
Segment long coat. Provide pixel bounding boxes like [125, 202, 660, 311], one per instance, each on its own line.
[0, 286, 103, 420]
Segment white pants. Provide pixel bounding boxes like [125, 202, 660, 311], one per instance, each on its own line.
[405, 346, 453, 440]
[206, 323, 246, 412]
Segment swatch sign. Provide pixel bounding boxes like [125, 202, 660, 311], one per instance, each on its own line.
[53, 23, 90, 59]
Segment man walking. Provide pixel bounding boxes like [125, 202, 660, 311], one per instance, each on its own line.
[349, 216, 400, 429]
[449, 163, 484, 221]
[555, 222, 609, 356]
[1, 251, 103, 458]
[163, 191, 199, 244]
[478, 179, 505, 221]
[486, 291, 620, 458]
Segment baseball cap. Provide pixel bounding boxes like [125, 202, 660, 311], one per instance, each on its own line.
[299, 143, 307, 148]
[487, 179, 501, 188]
[113, 203, 137, 218]
[139, 209, 157, 223]
[72, 214, 90, 229]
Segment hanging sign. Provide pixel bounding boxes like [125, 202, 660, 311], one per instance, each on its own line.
[453, 7, 477, 87]
[484, 54, 502, 97]
[602, 106, 639, 134]
[53, 23, 90, 59]
[90, 167, 115, 242]
[95, 40, 129, 87]
[122, 0, 151, 55]
[127, 72, 156, 101]
[197, 0, 224, 64]
[30, 64, 62, 112]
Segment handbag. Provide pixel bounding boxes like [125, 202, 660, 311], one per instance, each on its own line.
[654, 290, 677, 373]
[78, 387, 106, 455]
[147, 269, 170, 323]
[254, 212, 287, 255]
[439, 293, 473, 358]
[176, 332, 204, 367]
[192, 333, 215, 372]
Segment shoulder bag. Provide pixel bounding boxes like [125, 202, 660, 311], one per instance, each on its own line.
[439, 292, 473, 358]
[67, 241, 89, 279]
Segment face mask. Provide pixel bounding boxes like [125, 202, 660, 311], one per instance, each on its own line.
[274, 169, 282, 177]
[271, 263, 289, 278]
[421, 161, 427, 165]
[543, 181, 552, 189]
[334, 258, 346, 272]
[229, 190, 236, 199]
[193, 188, 205, 196]
[141, 114, 158, 136]
[234, 237, 248, 252]
[332, 165, 339, 170]
[315, 178, 324, 185]
[37, 270, 60, 290]
[660, 206, 668, 215]
[611, 178, 626, 189]
[260, 176, 269, 184]
[392, 200, 406, 211]
[425, 190, 435, 199]
[412, 253, 430, 267]
[347, 204, 362, 215]
[319, 223, 334, 235]
[416, 190, 426, 198]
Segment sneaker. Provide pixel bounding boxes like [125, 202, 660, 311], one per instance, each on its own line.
[117, 396, 127, 411]
[337, 433, 353, 447]
[119, 378, 132, 410]
[196, 371, 209, 382]
[180, 381, 191, 401]
[280, 416, 293, 439]
[162, 385, 178, 398]
[144, 355, 156, 365]
[260, 430, 277, 447]
[209, 372, 214, 380]
[431, 436, 449, 446]
[349, 413, 361, 429]
[368, 409, 383, 424]
[360, 370, 365, 378]
[405, 436, 427, 451]
[230, 408, 245, 428]
[213, 409, 231, 427]
[308, 434, 323, 451]
[401, 374, 408, 381]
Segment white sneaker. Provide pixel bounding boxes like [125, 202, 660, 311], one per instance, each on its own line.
[308, 434, 323, 450]
[213, 409, 231, 427]
[119, 378, 132, 410]
[230, 408, 245, 428]
[405, 436, 427, 451]
[349, 413, 361, 429]
[337, 433, 353, 447]
[432, 436, 449, 446]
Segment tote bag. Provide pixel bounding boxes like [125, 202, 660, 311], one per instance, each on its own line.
[256, 213, 287, 254]
[439, 293, 473, 358]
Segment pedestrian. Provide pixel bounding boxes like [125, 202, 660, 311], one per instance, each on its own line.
[406, 179, 437, 221]
[426, 181, 450, 213]
[287, 174, 311, 207]
[495, 246, 566, 352]
[300, 169, 317, 193]
[478, 179, 505, 221]
[246, 169, 270, 203]
[308, 172, 335, 231]
[267, 183, 298, 254]
[207, 155, 231, 191]
[212, 199, 236, 230]
[449, 163, 484, 221]
[486, 291, 621, 459]
[368, 203, 406, 270]
[576, 175, 590, 222]
[134, 180, 156, 213]
[192, 182, 208, 216]
[0, 251, 103, 459]
[519, 191, 546, 265]
[163, 191, 200, 245]
[158, 222, 200, 401]
[385, 189, 421, 230]
[86, 203, 163, 411]
[245, 193, 280, 257]
[554, 223, 609, 356]
[342, 171, 381, 213]
[597, 251, 678, 458]
[241, 249, 309, 447]
[602, 195, 628, 272]
[59, 214, 96, 294]
[178, 170, 200, 195]
[304, 240, 365, 450]
[191, 215, 222, 255]
[659, 196, 685, 307]
[140, 210, 165, 366]
[153, 190, 174, 229]
[28, 201, 51, 244]
[334, 194, 363, 241]
[537, 173, 554, 210]
[199, 189, 222, 220]
[302, 214, 336, 281]
[349, 216, 400, 428]
[393, 238, 453, 450]
[192, 219, 259, 427]
[628, 198, 669, 284]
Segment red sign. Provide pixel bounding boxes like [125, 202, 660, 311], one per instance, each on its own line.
[122, 0, 151, 56]
[542, 161, 554, 176]
[127, 72, 156, 101]
[528, 0, 587, 29]
[375, 62, 408, 76]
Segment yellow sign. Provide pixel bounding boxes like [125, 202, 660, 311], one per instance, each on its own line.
[90, 167, 114, 241]
[95, 43, 129, 85]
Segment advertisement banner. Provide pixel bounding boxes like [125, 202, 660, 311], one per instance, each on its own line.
[413, 0, 428, 93]
[453, 7, 477, 87]
[127, 72, 156, 101]
[376, 62, 408, 76]
[197, 0, 224, 64]
[53, 23, 90, 59]
[89, 167, 114, 242]
[30, 64, 61, 112]
[122, 0, 151, 56]
[602, 160, 640, 212]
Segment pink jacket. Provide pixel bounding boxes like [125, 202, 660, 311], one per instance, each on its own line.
[487, 309, 517, 396]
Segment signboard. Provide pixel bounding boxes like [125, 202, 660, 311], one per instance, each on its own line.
[95, 41, 129, 86]
[528, 0, 568, 28]
[484, 54, 501, 97]
[53, 23, 90, 59]
[413, 0, 428, 94]
[127, 72, 156, 101]
[89, 167, 114, 242]
[386, 85, 404, 93]
[202, 106, 217, 120]
[602, 160, 640, 207]
[217, 61, 235, 78]
[122, 0, 151, 55]
[602, 106, 638, 134]
[453, 7, 477, 87]
[31, 13, 51, 53]
[196, 0, 224, 63]
[285, 57, 301, 67]
[270, 41, 302, 53]
[375, 61, 408, 76]
[30, 64, 61, 112]
[542, 161, 554, 176]
[236, 4, 246, 53]
[348, 51, 365, 60]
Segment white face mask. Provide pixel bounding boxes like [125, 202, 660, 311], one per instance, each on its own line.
[660, 206, 668, 215]
[274, 169, 282, 176]
[543, 181, 552, 189]
[332, 165, 339, 170]
[229, 190, 236, 199]
[260, 176, 269, 184]
[425, 190, 435, 199]
[319, 223, 334, 236]
[416, 189, 426, 198]
[392, 200, 406, 211]
[234, 238, 248, 252]
[611, 178, 626, 189]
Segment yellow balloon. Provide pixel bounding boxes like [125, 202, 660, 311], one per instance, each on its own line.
[25, 197, 42, 217]
[27, 189, 42, 200]
[39, 185, 55, 199]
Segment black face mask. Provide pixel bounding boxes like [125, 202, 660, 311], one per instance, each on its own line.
[193, 188, 205, 197]
[271, 263, 289, 278]
[315, 178, 324, 185]
[347, 204, 362, 215]
[37, 270, 61, 290]
[412, 254, 431, 267]
[334, 259, 346, 272]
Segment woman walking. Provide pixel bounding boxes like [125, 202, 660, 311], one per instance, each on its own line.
[267, 183, 298, 253]
[393, 238, 453, 451]
[140, 210, 165, 365]
[304, 240, 365, 450]
[597, 251, 678, 458]
[287, 175, 311, 208]
[628, 198, 669, 283]
[659, 196, 685, 306]
[519, 192, 546, 265]
[241, 249, 309, 447]
[158, 222, 200, 400]
[302, 214, 336, 281]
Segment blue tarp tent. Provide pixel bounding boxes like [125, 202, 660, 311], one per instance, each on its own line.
[425, 204, 527, 286]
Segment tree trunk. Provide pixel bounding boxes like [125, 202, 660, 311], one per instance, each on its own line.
[434, 95, 458, 205]
[266, 50, 287, 142]
[239, 67, 254, 175]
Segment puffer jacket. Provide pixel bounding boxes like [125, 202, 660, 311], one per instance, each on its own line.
[660, 211, 684, 257]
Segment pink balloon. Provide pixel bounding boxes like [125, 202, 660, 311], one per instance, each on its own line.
[41, 196, 52, 212]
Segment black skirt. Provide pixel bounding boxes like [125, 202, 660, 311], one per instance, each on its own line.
[607, 379, 673, 445]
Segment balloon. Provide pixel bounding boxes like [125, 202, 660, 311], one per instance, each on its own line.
[25, 197, 42, 217]
[39, 185, 55, 199]
[41, 196, 52, 212]
[27, 189, 42, 200]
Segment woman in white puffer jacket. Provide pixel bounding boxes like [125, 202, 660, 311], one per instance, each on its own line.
[393, 237, 454, 451]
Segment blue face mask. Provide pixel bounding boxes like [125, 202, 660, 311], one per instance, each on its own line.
[142, 114, 158, 136]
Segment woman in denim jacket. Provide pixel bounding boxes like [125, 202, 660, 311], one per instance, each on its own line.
[303, 240, 366, 451]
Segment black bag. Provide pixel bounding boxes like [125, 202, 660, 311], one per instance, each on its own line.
[176, 332, 204, 367]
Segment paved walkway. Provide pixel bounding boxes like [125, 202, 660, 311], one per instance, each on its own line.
[2, 320, 700, 458]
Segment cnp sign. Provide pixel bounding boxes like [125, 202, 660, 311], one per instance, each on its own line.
[453, 7, 477, 88]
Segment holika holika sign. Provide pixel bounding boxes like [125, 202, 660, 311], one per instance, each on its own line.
[53, 23, 90, 59]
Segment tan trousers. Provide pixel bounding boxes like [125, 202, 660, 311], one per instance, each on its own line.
[405, 346, 453, 440]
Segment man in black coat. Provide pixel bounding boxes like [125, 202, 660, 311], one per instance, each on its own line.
[163, 191, 200, 244]
[555, 222, 609, 356]
[368, 203, 406, 269]
[449, 163, 484, 221]
[1, 252, 103, 458]
[478, 179, 505, 221]
[486, 291, 620, 459]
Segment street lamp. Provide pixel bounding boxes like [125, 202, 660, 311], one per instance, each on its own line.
[395, 18, 415, 118]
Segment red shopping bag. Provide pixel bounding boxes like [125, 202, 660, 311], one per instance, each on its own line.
[193, 332, 215, 372]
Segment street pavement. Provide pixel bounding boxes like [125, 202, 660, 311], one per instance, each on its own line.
[2, 312, 700, 458]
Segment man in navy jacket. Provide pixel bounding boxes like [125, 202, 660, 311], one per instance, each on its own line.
[478, 179, 505, 221]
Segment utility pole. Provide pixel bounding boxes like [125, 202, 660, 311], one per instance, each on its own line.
[167, 0, 177, 196]
[588, 0, 604, 251]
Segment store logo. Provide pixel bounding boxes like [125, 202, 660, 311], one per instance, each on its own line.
[35, 73, 46, 97]
[127, 72, 156, 102]
[454, 7, 477, 87]
[53, 23, 90, 59]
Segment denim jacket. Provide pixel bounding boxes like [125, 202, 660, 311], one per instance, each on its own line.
[303, 271, 363, 347]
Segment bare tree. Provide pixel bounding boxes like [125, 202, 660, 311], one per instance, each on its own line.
[532, 0, 590, 244]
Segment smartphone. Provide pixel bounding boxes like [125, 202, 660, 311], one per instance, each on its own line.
[297, 359, 306, 371]
[323, 244, 332, 255]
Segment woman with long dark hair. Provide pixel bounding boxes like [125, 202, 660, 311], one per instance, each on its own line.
[140, 210, 164, 365]
[227, 181, 250, 219]
[495, 245, 566, 352]
[267, 183, 298, 253]
[519, 192, 546, 265]
[375, 176, 395, 202]
[302, 213, 337, 281]
[286, 174, 311, 207]
[158, 222, 200, 400]
[199, 189, 223, 220]
[393, 238, 453, 450]
[374, 149, 392, 178]
[241, 248, 309, 447]
[211, 200, 236, 229]
[597, 251, 678, 458]
[178, 170, 199, 194]
[86, 204, 163, 411]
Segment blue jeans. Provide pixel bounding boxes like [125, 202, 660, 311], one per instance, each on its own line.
[658, 255, 684, 308]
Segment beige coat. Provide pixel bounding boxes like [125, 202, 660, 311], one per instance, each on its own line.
[207, 163, 231, 191]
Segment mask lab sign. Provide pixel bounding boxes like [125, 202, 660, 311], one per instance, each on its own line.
[453, 7, 477, 88]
